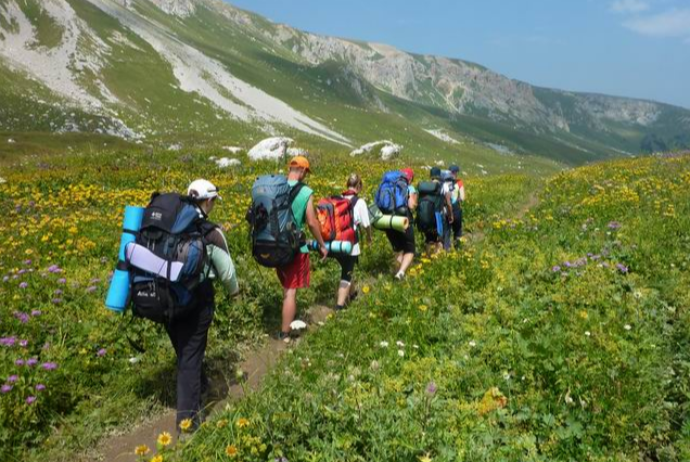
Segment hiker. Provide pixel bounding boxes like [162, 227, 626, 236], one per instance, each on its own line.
[377, 168, 418, 280]
[328, 173, 372, 310]
[418, 167, 453, 254]
[439, 169, 456, 251]
[447, 165, 466, 247]
[165, 180, 239, 432]
[275, 156, 328, 340]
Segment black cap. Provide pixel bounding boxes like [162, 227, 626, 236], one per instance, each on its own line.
[449, 165, 460, 173]
[430, 167, 441, 178]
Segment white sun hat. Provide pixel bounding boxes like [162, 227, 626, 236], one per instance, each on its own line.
[187, 179, 221, 200]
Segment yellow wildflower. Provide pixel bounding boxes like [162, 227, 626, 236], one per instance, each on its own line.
[179, 418, 193, 432]
[418, 304, 428, 312]
[418, 454, 433, 462]
[151, 456, 163, 462]
[134, 444, 150, 456]
[236, 418, 250, 428]
[157, 431, 172, 447]
[362, 285, 371, 294]
[216, 419, 228, 429]
[225, 444, 238, 457]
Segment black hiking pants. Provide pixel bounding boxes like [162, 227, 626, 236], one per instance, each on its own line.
[164, 282, 214, 430]
[451, 205, 463, 240]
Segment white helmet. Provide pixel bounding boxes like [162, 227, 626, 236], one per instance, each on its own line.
[187, 179, 221, 200]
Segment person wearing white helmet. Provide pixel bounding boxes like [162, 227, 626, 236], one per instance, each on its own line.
[165, 179, 239, 434]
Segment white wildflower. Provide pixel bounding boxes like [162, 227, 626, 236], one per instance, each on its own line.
[397, 349, 405, 357]
[469, 340, 477, 347]
[379, 341, 389, 348]
[624, 324, 631, 331]
[396, 341, 405, 348]
[585, 331, 591, 337]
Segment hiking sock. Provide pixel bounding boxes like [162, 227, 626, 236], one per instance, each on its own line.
[395, 271, 405, 280]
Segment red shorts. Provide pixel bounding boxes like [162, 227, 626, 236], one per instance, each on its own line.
[276, 252, 310, 289]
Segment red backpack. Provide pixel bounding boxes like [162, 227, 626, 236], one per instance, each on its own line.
[317, 191, 357, 244]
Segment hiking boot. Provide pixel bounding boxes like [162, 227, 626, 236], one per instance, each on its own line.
[395, 272, 405, 281]
[273, 331, 291, 343]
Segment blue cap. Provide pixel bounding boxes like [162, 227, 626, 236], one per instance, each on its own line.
[449, 165, 460, 173]
[430, 167, 441, 178]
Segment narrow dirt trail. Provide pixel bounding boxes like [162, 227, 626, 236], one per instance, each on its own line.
[97, 191, 542, 462]
[99, 306, 332, 462]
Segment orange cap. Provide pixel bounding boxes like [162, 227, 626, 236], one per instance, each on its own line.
[288, 155, 311, 173]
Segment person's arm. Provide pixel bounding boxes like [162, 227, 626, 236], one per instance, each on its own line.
[207, 229, 239, 296]
[459, 185, 466, 202]
[445, 191, 454, 223]
[408, 192, 418, 211]
[356, 199, 373, 245]
[305, 196, 328, 259]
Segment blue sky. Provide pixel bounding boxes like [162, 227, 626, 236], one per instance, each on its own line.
[228, 0, 690, 108]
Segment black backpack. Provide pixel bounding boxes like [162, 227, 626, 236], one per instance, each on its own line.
[417, 181, 444, 234]
[127, 193, 211, 323]
[246, 175, 305, 268]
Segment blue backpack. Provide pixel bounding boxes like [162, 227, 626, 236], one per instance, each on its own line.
[375, 171, 409, 216]
[129, 193, 211, 324]
[247, 175, 305, 268]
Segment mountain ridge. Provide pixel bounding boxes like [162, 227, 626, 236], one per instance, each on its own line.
[0, 0, 688, 164]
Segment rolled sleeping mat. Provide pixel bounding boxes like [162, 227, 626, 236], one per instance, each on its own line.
[105, 206, 145, 312]
[435, 212, 444, 237]
[308, 240, 354, 255]
[373, 215, 409, 232]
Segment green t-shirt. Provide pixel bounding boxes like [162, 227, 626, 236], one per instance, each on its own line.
[288, 180, 313, 253]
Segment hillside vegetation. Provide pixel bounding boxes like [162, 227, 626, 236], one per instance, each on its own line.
[0, 148, 689, 461]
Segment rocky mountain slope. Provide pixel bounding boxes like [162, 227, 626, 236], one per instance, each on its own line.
[0, 0, 688, 164]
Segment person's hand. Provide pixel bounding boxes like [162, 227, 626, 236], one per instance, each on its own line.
[449, 216, 454, 224]
[319, 245, 329, 261]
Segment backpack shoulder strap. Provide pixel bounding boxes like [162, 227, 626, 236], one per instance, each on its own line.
[288, 181, 305, 204]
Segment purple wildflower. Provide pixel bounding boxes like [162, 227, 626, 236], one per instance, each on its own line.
[97, 348, 107, 357]
[14, 312, 29, 323]
[31, 309, 42, 316]
[608, 221, 621, 230]
[26, 396, 36, 404]
[564, 261, 573, 268]
[57, 278, 66, 284]
[42, 342, 50, 350]
[616, 263, 629, 274]
[2, 276, 8, 282]
[7, 375, 18, 383]
[0, 337, 17, 347]
[86, 286, 97, 293]
[53, 289, 62, 295]
[426, 381, 438, 396]
[19, 339, 28, 347]
[24, 259, 32, 266]
[15, 359, 25, 366]
[551, 265, 561, 273]
[26, 358, 38, 367]
[51, 298, 62, 304]
[19, 282, 28, 289]
[41, 362, 58, 371]
[1, 385, 12, 393]
[47, 265, 62, 273]
[35, 384, 46, 391]
[89, 278, 101, 284]
[18, 269, 26, 275]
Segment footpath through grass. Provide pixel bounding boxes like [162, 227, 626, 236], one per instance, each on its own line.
[0, 148, 537, 461]
[165, 155, 690, 462]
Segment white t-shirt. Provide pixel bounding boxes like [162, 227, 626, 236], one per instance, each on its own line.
[344, 195, 370, 256]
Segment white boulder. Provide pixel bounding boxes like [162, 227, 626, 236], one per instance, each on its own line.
[248, 137, 294, 161]
[222, 146, 243, 154]
[350, 140, 402, 160]
[216, 157, 241, 168]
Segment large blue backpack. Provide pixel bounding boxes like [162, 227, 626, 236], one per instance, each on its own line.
[247, 175, 304, 268]
[375, 171, 409, 216]
[128, 193, 210, 324]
